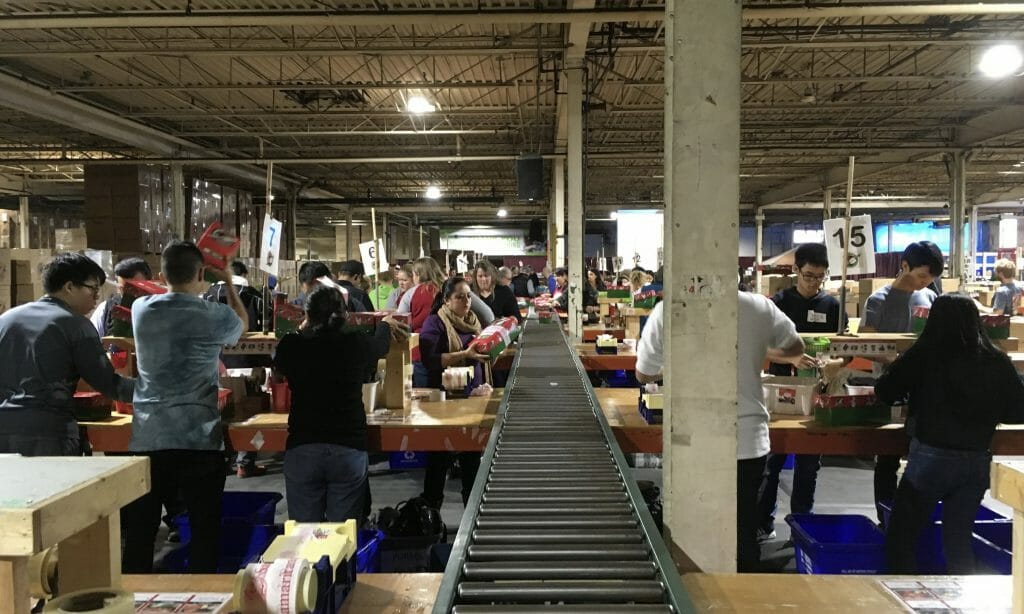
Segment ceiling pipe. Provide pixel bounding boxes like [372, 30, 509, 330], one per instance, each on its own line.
[0, 70, 298, 193]
[3, 4, 1024, 31]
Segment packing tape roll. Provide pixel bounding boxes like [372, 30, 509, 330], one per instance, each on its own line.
[43, 588, 132, 614]
[234, 558, 318, 614]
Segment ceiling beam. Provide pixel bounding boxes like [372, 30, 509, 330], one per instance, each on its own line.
[3, 4, 1024, 31]
[758, 106, 1024, 206]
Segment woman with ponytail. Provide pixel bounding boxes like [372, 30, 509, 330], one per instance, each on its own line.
[418, 277, 491, 509]
[876, 293, 1024, 573]
[273, 286, 408, 522]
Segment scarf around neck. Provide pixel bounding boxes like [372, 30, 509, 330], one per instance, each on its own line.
[436, 304, 481, 363]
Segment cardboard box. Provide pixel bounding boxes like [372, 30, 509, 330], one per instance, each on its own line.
[14, 283, 43, 305]
[0, 249, 10, 286]
[758, 274, 795, 296]
[0, 284, 10, 314]
[858, 277, 895, 298]
[54, 228, 88, 252]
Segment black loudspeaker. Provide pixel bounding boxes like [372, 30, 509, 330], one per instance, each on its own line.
[528, 218, 544, 243]
[516, 155, 544, 201]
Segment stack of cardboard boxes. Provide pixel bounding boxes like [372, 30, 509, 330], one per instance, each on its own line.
[0, 249, 9, 315]
[9, 248, 53, 307]
[55, 228, 88, 252]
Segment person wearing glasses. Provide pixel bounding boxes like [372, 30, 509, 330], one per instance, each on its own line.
[0, 253, 135, 456]
[757, 243, 846, 542]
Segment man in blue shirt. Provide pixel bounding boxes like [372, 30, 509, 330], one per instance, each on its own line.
[0, 253, 134, 455]
[991, 259, 1022, 316]
[122, 241, 246, 573]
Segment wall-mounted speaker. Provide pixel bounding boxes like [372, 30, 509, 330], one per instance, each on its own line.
[516, 155, 544, 202]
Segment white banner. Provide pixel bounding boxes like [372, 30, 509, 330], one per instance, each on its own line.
[359, 239, 388, 276]
[258, 214, 283, 277]
[823, 214, 876, 276]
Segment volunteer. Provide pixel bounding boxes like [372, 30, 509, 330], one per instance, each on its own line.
[123, 241, 246, 574]
[337, 259, 375, 311]
[273, 286, 407, 522]
[91, 256, 153, 336]
[636, 291, 804, 572]
[472, 259, 520, 322]
[0, 253, 134, 455]
[385, 264, 413, 310]
[990, 258, 1022, 316]
[876, 294, 1024, 573]
[418, 277, 490, 509]
[861, 241, 944, 525]
[758, 243, 845, 542]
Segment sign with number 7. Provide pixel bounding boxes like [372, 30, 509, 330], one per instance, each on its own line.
[259, 214, 284, 277]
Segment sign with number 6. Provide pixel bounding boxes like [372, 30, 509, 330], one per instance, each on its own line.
[823, 214, 876, 276]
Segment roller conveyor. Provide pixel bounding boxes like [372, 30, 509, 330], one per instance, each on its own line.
[433, 318, 694, 613]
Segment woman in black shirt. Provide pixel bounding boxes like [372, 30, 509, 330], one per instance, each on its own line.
[471, 260, 520, 323]
[273, 286, 406, 523]
[876, 293, 1024, 573]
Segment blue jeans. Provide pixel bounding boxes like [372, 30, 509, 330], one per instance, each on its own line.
[284, 444, 368, 523]
[885, 439, 991, 574]
[412, 361, 429, 388]
[758, 453, 822, 531]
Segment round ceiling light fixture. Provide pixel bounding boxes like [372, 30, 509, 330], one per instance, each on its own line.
[424, 185, 442, 200]
[406, 95, 436, 114]
[496, 208, 508, 218]
[979, 44, 1024, 78]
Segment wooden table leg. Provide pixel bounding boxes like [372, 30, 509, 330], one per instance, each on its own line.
[0, 556, 29, 614]
[58, 514, 120, 595]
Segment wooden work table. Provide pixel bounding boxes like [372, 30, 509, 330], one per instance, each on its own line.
[120, 572, 1013, 613]
[81, 387, 1024, 456]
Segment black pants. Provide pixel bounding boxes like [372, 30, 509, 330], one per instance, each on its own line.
[737, 455, 768, 573]
[875, 454, 901, 525]
[123, 450, 226, 573]
[421, 452, 482, 507]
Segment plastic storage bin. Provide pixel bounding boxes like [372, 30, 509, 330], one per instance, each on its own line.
[389, 451, 428, 469]
[357, 528, 385, 573]
[786, 514, 886, 574]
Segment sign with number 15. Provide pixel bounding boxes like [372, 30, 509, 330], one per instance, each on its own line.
[823, 214, 876, 276]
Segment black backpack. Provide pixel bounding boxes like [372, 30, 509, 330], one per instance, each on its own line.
[375, 497, 446, 540]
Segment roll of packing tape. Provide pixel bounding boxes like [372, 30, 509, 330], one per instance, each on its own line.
[234, 558, 318, 614]
[43, 588, 133, 614]
[28, 546, 58, 599]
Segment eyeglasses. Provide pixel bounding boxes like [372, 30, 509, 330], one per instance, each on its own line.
[79, 282, 102, 295]
[799, 272, 827, 282]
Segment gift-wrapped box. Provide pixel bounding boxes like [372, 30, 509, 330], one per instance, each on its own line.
[600, 287, 631, 300]
[813, 393, 891, 426]
[274, 301, 305, 338]
[911, 306, 930, 336]
[110, 280, 167, 337]
[982, 314, 1011, 339]
[197, 221, 240, 271]
[343, 311, 377, 334]
[469, 317, 520, 359]
[595, 333, 618, 355]
[633, 290, 662, 309]
[72, 391, 112, 421]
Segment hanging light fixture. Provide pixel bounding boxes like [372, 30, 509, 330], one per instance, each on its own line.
[424, 185, 442, 200]
[406, 95, 436, 114]
[979, 44, 1024, 78]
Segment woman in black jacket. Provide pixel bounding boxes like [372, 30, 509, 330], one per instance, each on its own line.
[876, 293, 1024, 573]
[471, 260, 521, 323]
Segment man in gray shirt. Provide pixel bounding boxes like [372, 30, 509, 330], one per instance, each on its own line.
[0, 253, 134, 456]
[861, 240, 944, 526]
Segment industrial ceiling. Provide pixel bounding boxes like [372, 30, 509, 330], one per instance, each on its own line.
[0, 1, 1023, 232]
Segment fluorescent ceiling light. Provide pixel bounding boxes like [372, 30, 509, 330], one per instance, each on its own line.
[496, 208, 508, 218]
[406, 95, 436, 114]
[424, 185, 442, 200]
[979, 44, 1024, 78]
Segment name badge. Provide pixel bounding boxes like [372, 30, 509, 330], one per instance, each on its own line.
[807, 310, 827, 323]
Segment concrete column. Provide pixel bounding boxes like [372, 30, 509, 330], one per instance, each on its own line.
[968, 204, 978, 281]
[345, 206, 354, 260]
[169, 163, 186, 239]
[554, 157, 566, 268]
[566, 63, 585, 341]
[18, 196, 29, 248]
[754, 213, 765, 294]
[663, 0, 741, 572]
[950, 152, 967, 285]
[823, 189, 832, 223]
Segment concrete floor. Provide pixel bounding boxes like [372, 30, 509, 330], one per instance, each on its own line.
[161, 451, 1014, 573]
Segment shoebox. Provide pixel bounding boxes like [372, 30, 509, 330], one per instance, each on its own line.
[469, 317, 520, 360]
[762, 376, 818, 416]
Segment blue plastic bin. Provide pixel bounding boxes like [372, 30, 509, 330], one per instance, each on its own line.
[165, 491, 285, 573]
[973, 522, 1013, 574]
[786, 514, 886, 574]
[878, 500, 1009, 529]
[357, 528, 385, 573]
[389, 451, 428, 469]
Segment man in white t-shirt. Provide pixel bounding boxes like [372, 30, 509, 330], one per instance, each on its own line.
[636, 290, 804, 572]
